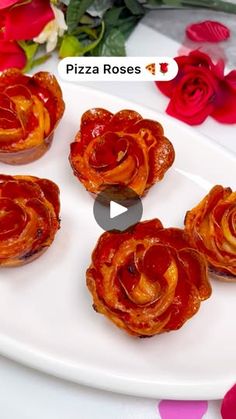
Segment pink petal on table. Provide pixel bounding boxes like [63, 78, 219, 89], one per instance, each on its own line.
[186, 21, 230, 43]
[221, 384, 236, 419]
[158, 400, 208, 419]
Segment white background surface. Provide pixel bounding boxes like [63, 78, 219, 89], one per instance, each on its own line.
[1, 21, 235, 419]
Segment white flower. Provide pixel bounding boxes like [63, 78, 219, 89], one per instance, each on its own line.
[33, 5, 67, 53]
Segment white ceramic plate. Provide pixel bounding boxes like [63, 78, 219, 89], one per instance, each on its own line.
[0, 83, 235, 400]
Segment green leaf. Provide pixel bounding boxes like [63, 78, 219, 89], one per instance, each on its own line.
[104, 5, 141, 39]
[31, 54, 51, 69]
[78, 21, 105, 55]
[66, 0, 94, 33]
[144, 0, 168, 6]
[59, 22, 105, 57]
[162, 0, 182, 5]
[18, 41, 38, 72]
[59, 35, 82, 58]
[124, 0, 145, 15]
[88, 0, 112, 17]
[181, 0, 236, 13]
[104, 7, 125, 26]
[117, 15, 138, 39]
[93, 28, 126, 56]
[145, 0, 236, 12]
[79, 14, 95, 25]
[104, 7, 139, 40]
[74, 25, 98, 39]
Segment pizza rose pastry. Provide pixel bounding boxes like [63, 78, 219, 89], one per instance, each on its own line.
[0, 69, 65, 165]
[0, 174, 60, 267]
[69, 109, 175, 197]
[184, 185, 236, 281]
[87, 219, 211, 337]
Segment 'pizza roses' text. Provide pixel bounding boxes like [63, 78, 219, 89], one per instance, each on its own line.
[66, 64, 141, 75]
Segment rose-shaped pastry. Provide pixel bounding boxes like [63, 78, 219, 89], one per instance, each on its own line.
[0, 174, 60, 267]
[184, 185, 236, 281]
[0, 69, 65, 164]
[69, 109, 175, 197]
[87, 219, 211, 337]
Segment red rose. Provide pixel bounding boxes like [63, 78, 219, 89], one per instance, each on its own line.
[0, 0, 54, 41]
[156, 50, 236, 125]
[0, 40, 26, 71]
[160, 62, 169, 74]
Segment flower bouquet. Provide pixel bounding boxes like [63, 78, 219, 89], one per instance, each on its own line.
[1, 0, 236, 72]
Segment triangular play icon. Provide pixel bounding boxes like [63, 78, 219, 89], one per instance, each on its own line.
[110, 201, 128, 219]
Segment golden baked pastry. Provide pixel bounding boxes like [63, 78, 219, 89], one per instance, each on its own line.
[69, 108, 175, 197]
[0, 174, 60, 267]
[87, 219, 211, 337]
[0, 69, 65, 164]
[185, 185, 236, 281]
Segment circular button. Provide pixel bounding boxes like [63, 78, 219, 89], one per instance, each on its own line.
[93, 186, 143, 232]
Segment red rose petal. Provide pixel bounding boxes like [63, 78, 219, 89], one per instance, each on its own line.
[4, 0, 54, 41]
[221, 384, 236, 419]
[0, 0, 19, 9]
[186, 21, 230, 43]
[225, 70, 236, 91]
[0, 40, 26, 71]
[213, 58, 225, 79]
[155, 79, 177, 98]
[166, 97, 213, 125]
[211, 81, 236, 123]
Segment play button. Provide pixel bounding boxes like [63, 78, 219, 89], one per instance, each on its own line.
[110, 201, 128, 218]
[93, 186, 143, 232]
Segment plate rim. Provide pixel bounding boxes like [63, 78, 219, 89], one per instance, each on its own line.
[0, 333, 233, 400]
